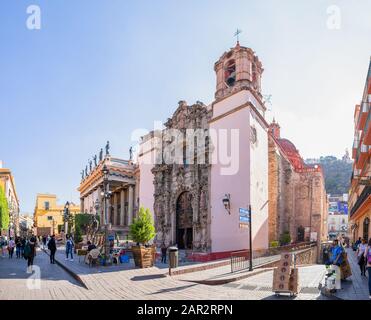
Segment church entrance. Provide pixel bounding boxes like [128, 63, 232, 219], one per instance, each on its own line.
[297, 226, 305, 242]
[176, 192, 193, 249]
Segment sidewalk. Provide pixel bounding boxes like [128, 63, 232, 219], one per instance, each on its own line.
[325, 248, 369, 300]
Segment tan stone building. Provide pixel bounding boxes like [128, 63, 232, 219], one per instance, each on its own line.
[78, 152, 139, 239]
[268, 120, 328, 245]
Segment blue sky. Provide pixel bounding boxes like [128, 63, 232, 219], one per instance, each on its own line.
[1, 0, 370, 213]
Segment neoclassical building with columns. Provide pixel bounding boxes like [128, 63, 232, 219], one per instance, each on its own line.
[78, 155, 139, 237]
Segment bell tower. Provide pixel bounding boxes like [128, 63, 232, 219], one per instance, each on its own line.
[214, 42, 264, 101]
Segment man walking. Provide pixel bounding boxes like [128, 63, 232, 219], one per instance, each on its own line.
[65, 235, 74, 261]
[161, 242, 167, 264]
[48, 235, 57, 264]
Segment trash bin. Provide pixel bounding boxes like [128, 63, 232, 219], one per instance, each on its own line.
[169, 247, 178, 268]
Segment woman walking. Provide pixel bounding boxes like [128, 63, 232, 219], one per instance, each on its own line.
[357, 239, 367, 276]
[8, 237, 15, 259]
[365, 238, 371, 300]
[24, 235, 37, 273]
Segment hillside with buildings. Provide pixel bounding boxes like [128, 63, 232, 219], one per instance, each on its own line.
[306, 153, 353, 195]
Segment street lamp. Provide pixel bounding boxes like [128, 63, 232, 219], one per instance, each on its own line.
[222, 194, 231, 215]
[64, 201, 70, 239]
[101, 164, 112, 263]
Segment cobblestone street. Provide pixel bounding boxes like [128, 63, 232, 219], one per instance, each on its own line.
[0, 248, 330, 300]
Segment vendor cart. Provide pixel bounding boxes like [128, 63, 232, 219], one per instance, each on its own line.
[273, 253, 299, 297]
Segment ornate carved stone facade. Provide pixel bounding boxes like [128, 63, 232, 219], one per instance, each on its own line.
[152, 101, 212, 252]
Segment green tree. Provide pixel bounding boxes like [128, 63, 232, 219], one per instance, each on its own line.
[129, 207, 156, 245]
[0, 187, 9, 231]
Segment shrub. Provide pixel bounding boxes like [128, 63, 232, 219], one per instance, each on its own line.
[279, 231, 291, 246]
[129, 207, 156, 245]
[270, 241, 279, 248]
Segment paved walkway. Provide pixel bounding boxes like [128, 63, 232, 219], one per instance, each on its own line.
[330, 248, 370, 300]
[0, 247, 330, 300]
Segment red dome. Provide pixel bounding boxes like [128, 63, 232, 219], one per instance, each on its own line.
[278, 139, 299, 153]
[277, 139, 305, 169]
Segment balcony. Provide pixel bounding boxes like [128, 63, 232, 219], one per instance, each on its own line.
[364, 107, 371, 145]
[355, 144, 369, 169]
[352, 138, 360, 159]
[350, 186, 371, 218]
[357, 102, 369, 130]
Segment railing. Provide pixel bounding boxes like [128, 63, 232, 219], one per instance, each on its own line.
[350, 186, 371, 217]
[230, 250, 249, 273]
[230, 242, 315, 273]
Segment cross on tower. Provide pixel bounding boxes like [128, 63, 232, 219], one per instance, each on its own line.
[234, 29, 242, 43]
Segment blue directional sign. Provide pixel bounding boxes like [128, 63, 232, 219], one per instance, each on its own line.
[239, 208, 250, 224]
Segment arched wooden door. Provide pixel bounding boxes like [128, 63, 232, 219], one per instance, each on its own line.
[176, 192, 193, 249]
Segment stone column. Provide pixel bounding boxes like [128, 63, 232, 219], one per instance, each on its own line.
[120, 189, 125, 226]
[80, 198, 84, 214]
[97, 186, 102, 223]
[113, 192, 118, 226]
[128, 185, 134, 225]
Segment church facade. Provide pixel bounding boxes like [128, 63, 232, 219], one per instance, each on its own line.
[268, 120, 328, 245]
[138, 42, 270, 260]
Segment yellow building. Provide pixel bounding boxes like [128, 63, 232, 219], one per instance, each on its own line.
[33, 194, 80, 236]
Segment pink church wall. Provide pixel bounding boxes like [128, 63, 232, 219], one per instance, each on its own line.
[210, 90, 269, 253]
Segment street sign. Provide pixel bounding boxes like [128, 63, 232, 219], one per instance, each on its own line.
[239, 208, 250, 224]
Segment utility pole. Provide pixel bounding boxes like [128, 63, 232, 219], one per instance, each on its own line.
[248, 205, 253, 271]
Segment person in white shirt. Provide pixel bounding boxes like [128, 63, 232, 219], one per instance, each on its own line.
[357, 238, 367, 276]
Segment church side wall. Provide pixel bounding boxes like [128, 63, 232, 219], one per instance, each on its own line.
[210, 106, 251, 253]
[249, 112, 269, 251]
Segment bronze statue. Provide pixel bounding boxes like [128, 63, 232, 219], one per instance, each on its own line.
[129, 146, 133, 161]
[80, 170, 85, 180]
[105, 141, 110, 155]
[85, 165, 88, 177]
[99, 148, 103, 161]
[89, 159, 92, 172]
[93, 155, 97, 167]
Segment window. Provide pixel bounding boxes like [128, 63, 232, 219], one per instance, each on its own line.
[47, 216, 53, 221]
[224, 59, 236, 87]
[44, 201, 50, 210]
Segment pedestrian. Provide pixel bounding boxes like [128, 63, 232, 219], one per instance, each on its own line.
[42, 235, 47, 249]
[21, 237, 26, 258]
[0, 236, 5, 258]
[364, 238, 371, 300]
[15, 237, 22, 259]
[161, 242, 167, 264]
[48, 235, 57, 264]
[8, 237, 15, 259]
[65, 235, 74, 261]
[356, 238, 367, 276]
[354, 237, 362, 251]
[24, 235, 36, 273]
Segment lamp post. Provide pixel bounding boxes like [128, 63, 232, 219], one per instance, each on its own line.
[64, 201, 70, 241]
[101, 164, 112, 262]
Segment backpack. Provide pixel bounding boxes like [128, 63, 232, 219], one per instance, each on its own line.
[23, 243, 31, 259]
